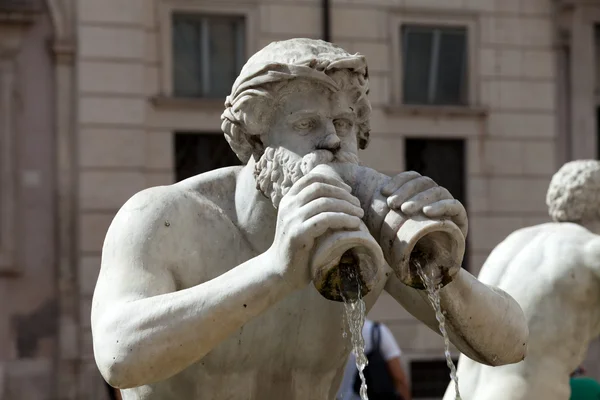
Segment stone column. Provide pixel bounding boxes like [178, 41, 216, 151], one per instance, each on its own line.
[569, 6, 597, 159]
[45, 0, 79, 397]
[50, 38, 79, 400]
[0, 53, 17, 275]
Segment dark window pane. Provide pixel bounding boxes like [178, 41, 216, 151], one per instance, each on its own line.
[405, 138, 468, 271]
[174, 133, 241, 182]
[173, 14, 203, 97]
[411, 359, 458, 398]
[207, 16, 245, 98]
[402, 25, 468, 106]
[172, 13, 245, 99]
[403, 27, 433, 104]
[435, 29, 467, 105]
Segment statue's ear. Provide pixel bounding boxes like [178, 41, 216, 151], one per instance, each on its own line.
[236, 95, 270, 130]
[235, 95, 273, 156]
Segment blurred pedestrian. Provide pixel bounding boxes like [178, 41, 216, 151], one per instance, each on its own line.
[338, 318, 411, 400]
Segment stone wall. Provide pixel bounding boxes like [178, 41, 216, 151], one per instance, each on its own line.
[76, 1, 157, 396]
[0, 11, 58, 400]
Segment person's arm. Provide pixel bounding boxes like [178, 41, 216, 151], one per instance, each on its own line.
[92, 188, 293, 389]
[385, 269, 528, 366]
[386, 358, 411, 400]
[377, 323, 411, 400]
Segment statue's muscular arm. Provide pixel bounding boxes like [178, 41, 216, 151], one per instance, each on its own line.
[377, 173, 528, 366]
[91, 186, 292, 389]
[384, 270, 527, 365]
[383, 231, 528, 366]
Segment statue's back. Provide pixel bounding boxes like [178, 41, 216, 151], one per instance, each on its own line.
[446, 222, 600, 400]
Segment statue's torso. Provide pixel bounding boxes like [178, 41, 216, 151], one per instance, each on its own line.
[451, 223, 600, 400]
[120, 168, 388, 400]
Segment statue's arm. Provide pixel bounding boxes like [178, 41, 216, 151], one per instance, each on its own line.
[583, 235, 600, 277]
[91, 187, 292, 389]
[384, 268, 528, 366]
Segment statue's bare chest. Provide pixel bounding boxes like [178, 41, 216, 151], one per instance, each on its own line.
[167, 212, 384, 373]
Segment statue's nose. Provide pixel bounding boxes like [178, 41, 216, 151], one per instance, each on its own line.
[319, 134, 341, 152]
[317, 121, 341, 152]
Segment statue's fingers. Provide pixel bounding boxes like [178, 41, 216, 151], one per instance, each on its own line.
[423, 200, 468, 236]
[400, 186, 452, 215]
[301, 213, 362, 239]
[298, 198, 364, 221]
[381, 171, 421, 196]
[296, 183, 361, 208]
[387, 176, 437, 209]
[287, 172, 351, 198]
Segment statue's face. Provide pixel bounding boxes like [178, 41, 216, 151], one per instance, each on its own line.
[254, 81, 362, 208]
[265, 82, 360, 159]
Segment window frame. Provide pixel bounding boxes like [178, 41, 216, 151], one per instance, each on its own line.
[390, 11, 479, 108]
[158, 0, 258, 99]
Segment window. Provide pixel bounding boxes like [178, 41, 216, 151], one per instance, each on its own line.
[405, 138, 468, 271]
[402, 25, 467, 106]
[410, 359, 458, 399]
[172, 13, 245, 99]
[174, 133, 241, 182]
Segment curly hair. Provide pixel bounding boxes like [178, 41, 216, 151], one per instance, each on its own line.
[546, 160, 600, 223]
[221, 38, 371, 164]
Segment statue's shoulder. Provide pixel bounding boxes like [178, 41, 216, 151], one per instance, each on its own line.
[116, 166, 241, 229]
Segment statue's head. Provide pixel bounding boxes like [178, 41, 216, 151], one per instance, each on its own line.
[221, 38, 371, 207]
[546, 160, 600, 225]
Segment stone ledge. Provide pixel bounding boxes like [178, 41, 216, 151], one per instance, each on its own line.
[150, 96, 225, 112]
[0, 250, 18, 277]
[0, 0, 40, 23]
[48, 38, 76, 64]
[383, 104, 489, 118]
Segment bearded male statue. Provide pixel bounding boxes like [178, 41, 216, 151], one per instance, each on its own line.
[444, 160, 600, 400]
[91, 39, 527, 400]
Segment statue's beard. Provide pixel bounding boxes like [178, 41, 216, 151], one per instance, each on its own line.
[254, 147, 360, 208]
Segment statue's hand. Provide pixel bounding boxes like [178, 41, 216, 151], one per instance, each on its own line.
[266, 170, 364, 291]
[381, 171, 468, 237]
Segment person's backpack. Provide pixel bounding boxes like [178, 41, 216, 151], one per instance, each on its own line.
[352, 322, 399, 399]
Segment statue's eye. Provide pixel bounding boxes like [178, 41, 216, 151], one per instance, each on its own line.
[333, 119, 353, 132]
[294, 119, 316, 131]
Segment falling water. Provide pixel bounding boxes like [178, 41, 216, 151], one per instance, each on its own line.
[340, 265, 369, 400]
[416, 262, 462, 400]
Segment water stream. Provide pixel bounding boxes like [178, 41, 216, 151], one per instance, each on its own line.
[339, 259, 462, 400]
[341, 265, 369, 400]
[343, 297, 368, 400]
[416, 262, 462, 400]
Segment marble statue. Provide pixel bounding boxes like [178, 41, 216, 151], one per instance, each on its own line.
[444, 160, 600, 400]
[91, 39, 528, 400]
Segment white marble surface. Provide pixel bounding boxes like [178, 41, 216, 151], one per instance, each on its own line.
[445, 160, 600, 400]
[91, 39, 527, 400]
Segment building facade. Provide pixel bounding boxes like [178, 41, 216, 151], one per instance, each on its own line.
[0, 0, 76, 398]
[2, 0, 600, 398]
